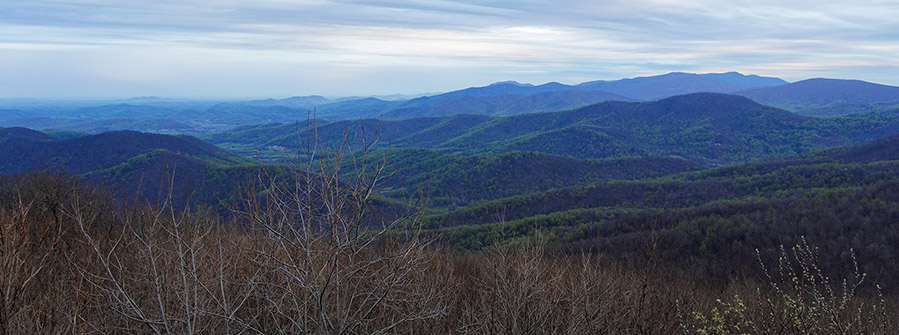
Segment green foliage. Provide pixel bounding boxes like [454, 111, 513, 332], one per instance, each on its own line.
[414, 134, 899, 287]
[681, 238, 896, 334]
[681, 296, 753, 335]
[370, 148, 699, 208]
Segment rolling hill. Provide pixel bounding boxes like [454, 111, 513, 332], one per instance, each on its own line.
[207, 93, 899, 166]
[374, 148, 701, 208]
[736, 78, 899, 116]
[0, 127, 258, 206]
[0, 127, 414, 217]
[0, 127, 248, 174]
[425, 132, 899, 253]
[352, 71, 785, 119]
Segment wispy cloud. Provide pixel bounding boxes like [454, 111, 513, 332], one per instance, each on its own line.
[1, 0, 897, 97]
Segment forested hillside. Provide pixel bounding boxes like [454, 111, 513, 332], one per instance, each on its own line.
[207, 93, 899, 165]
[0, 127, 261, 206]
[374, 148, 700, 208]
[421, 133, 899, 286]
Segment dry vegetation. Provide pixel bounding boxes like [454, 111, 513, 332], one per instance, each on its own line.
[1, 130, 897, 334]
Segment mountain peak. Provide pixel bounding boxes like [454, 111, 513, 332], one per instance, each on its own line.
[489, 81, 534, 87]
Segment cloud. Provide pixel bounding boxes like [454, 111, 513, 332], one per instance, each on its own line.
[1, 0, 897, 97]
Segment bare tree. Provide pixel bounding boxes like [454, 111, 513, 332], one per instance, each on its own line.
[67, 159, 261, 334]
[236, 119, 446, 334]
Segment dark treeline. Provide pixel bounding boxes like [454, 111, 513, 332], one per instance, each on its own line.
[1, 170, 897, 334]
[571, 183, 899, 289]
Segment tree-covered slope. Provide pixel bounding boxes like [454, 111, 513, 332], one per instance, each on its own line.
[207, 93, 899, 165]
[0, 127, 413, 217]
[0, 127, 249, 175]
[0, 127, 262, 208]
[374, 148, 701, 208]
[427, 132, 899, 244]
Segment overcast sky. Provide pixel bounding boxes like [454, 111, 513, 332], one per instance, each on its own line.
[1, 0, 898, 98]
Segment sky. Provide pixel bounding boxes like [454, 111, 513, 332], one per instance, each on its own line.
[1, 0, 898, 98]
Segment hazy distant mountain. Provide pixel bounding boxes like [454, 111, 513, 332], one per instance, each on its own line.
[0, 109, 27, 121]
[382, 89, 632, 119]
[345, 72, 785, 110]
[699, 72, 789, 89]
[0, 72, 794, 131]
[577, 72, 787, 100]
[340, 71, 787, 120]
[120, 96, 166, 103]
[736, 78, 899, 116]
[299, 83, 625, 120]
[70, 103, 177, 119]
[419, 81, 572, 101]
[217, 95, 330, 109]
[1, 117, 195, 134]
[315, 97, 402, 119]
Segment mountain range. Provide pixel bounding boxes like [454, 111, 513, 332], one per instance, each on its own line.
[206, 93, 899, 166]
[4, 72, 899, 135]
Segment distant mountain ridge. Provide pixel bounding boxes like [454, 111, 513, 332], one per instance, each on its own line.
[735, 78, 899, 116]
[0, 72, 795, 133]
[577, 72, 788, 100]
[376, 72, 786, 118]
[7, 71, 899, 135]
[699, 72, 789, 89]
[381, 90, 633, 119]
